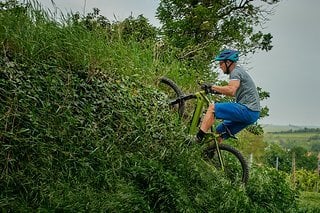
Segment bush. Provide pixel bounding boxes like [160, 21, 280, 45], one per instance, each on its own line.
[246, 165, 298, 212]
[297, 191, 320, 213]
[294, 169, 320, 192]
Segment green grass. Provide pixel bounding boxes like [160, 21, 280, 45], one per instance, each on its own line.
[263, 124, 320, 151]
[298, 191, 320, 212]
[264, 131, 320, 151]
[262, 124, 320, 133]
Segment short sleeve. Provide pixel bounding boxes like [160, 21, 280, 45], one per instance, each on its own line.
[229, 67, 241, 81]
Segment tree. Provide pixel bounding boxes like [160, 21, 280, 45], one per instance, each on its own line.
[289, 147, 318, 171]
[264, 143, 291, 173]
[70, 9, 157, 42]
[264, 144, 318, 173]
[311, 143, 320, 152]
[156, 0, 277, 131]
[156, 0, 279, 66]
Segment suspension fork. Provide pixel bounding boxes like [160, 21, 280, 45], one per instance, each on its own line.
[188, 92, 206, 135]
[210, 110, 225, 171]
[205, 130, 225, 171]
[215, 139, 225, 171]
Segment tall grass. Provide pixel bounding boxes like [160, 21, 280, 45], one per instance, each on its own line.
[298, 192, 320, 212]
[0, 1, 300, 212]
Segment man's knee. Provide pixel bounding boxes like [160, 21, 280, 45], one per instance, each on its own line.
[208, 103, 215, 113]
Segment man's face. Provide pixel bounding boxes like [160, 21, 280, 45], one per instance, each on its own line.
[219, 61, 227, 73]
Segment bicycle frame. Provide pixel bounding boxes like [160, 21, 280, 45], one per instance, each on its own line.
[188, 91, 214, 135]
[188, 91, 226, 171]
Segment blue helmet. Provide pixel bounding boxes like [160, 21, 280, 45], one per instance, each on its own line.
[215, 49, 239, 62]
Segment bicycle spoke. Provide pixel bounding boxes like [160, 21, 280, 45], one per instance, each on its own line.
[204, 144, 249, 184]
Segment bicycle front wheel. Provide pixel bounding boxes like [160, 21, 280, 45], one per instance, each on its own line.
[204, 144, 249, 184]
[158, 77, 185, 116]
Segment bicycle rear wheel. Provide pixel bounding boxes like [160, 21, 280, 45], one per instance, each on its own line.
[158, 77, 185, 116]
[204, 144, 249, 184]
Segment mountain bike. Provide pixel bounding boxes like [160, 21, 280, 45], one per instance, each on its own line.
[159, 77, 249, 184]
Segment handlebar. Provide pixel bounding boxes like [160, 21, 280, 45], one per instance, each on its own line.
[169, 94, 196, 106]
[169, 89, 222, 105]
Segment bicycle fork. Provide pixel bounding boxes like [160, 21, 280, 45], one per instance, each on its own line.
[215, 141, 225, 172]
[210, 126, 225, 172]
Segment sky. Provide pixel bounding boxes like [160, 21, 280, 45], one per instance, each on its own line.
[35, 0, 320, 126]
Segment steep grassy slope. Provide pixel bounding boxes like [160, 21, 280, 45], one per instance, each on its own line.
[0, 1, 299, 212]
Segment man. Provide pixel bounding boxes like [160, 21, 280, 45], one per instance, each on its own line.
[196, 49, 260, 142]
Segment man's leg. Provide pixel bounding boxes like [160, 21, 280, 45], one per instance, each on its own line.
[215, 103, 260, 140]
[196, 103, 215, 141]
[216, 121, 245, 140]
[195, 102, 259, 143]
[200, 103, 215, 132]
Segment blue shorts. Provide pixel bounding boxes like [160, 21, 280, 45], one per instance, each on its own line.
[214, 103, 260, 139]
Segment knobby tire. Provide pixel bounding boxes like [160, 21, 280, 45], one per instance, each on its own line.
[159, 77, 185, 116]
[204, 143, 249, 184]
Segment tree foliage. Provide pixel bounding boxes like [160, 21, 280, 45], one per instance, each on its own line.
[295, 169, 320, 192]
[156, 0, 275, 132]
[157, 0, 279, 65]
[264, 144, 318, 173]
[71, 8, 157, 42]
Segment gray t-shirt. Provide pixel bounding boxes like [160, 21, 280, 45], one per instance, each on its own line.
[230, 65, 260, 111]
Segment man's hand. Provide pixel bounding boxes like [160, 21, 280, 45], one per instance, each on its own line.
[201, 83, 221, 94]
[201, 83, 213, 94]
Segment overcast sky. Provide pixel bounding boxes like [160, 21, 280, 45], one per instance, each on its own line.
[36, 0, 320, 126]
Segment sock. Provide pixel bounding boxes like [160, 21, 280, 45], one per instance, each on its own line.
[196, 129, 206, 141]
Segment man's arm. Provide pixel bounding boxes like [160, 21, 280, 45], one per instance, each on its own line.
[211, 80, 240, 97]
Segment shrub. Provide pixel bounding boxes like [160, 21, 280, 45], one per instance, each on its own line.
[294, 169, 320, 192]
[246, 165, 298, 212]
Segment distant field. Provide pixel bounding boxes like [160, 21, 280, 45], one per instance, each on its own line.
[264, 132, 319, 150]
[262, 125, 320, 151]
[262, 124, 320, 133]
